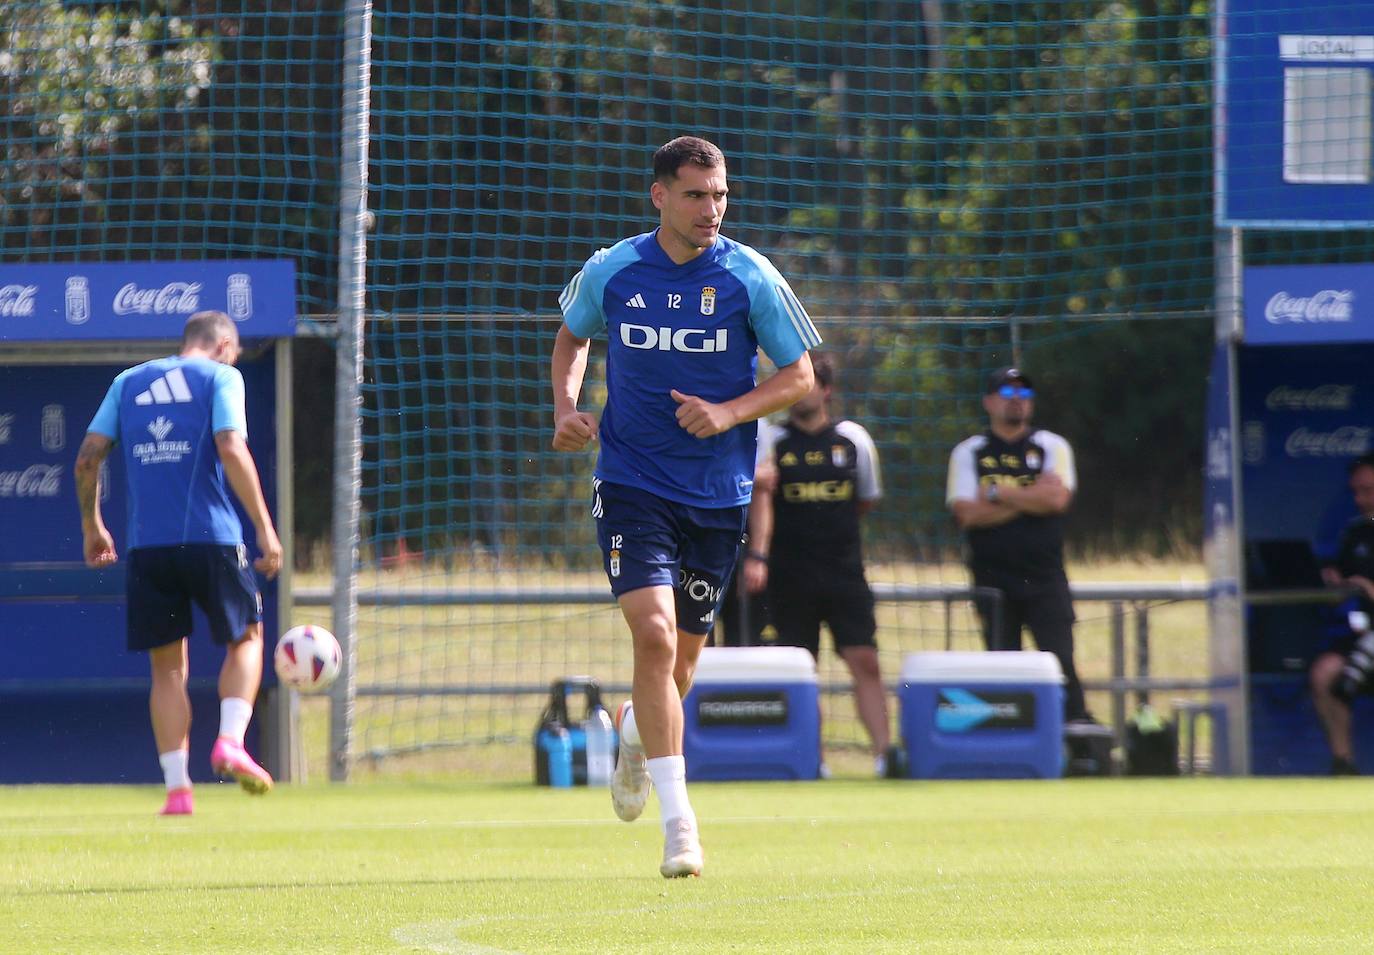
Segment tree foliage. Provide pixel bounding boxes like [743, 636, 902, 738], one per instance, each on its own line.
[0, 1, 1223, 556]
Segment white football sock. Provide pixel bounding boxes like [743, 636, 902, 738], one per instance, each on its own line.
[621, 703, 642, 750]
[647, 755, 694, 832]
[159, 750, 190, 792]
[218, 697, 253, 745]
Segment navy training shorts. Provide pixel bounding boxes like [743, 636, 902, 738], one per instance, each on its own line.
[126, 543, 263, 651]
[592, 479, 748, 635]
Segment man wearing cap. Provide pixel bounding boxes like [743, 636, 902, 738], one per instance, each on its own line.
[945, 367, 1090, 721]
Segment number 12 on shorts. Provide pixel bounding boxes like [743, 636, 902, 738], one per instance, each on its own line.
[609, 534, 622, 578]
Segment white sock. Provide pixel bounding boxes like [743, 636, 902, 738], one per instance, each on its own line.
[218, 697, 253, 745]
[620, 703, 642, 750]
[647, 755, 694, 832]
[159, 750, 190, 792]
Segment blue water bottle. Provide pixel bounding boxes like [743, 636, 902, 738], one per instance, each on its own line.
[535, 720, 574, 787]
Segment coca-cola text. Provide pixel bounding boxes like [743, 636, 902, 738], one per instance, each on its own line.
[1265, 290, 1354, 324]
[112, 282, 202, 315]
[1284, 426, 1372, 458]
[0, 284, 38, 317]
[0, 463, 61, 497]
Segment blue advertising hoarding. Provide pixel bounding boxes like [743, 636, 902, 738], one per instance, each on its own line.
[1219, 0, 1374, 228]
[1243, 263, 1374, 345]
[0, 357, 281, 785]
[0, 258, 295, 782]
[0, 259, 295, 341]
[0, 357, 282, 782]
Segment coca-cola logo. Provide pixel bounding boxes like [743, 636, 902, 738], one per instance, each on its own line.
[0, 463, 61, 497]
[0, 284, 37, 317]
[1284, 426, 1373, 458]
[1265, 290, 1354, 324]
[112, 281, 201, 315]
[1265, 384, 1355, 411]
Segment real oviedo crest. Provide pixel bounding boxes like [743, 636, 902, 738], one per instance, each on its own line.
[700, 286, 716, 316]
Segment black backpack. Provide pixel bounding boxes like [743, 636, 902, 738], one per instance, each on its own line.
[1124, 705, 1179, 776]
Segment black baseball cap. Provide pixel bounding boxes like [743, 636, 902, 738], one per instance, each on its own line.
[985, 366, 1034, 394]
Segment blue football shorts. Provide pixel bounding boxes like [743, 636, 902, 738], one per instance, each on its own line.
[592, 480, 748, 635]
[126, 544, 264, 651]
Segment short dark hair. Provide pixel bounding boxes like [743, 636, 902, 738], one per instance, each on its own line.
[653, 136, 725, 182]
[182, 310, 237, 348]
[1349, 454, 1374, 477]
[811, 351, 835, 390]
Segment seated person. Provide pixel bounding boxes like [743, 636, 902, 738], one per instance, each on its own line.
[1312, 454, 1374, 775]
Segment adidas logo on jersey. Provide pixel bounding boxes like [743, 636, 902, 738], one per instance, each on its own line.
[625, 293, 647, 309]
[134, 368, 193, 405]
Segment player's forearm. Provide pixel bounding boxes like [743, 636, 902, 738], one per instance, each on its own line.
[747, 488, 774, 556]
[1004, 481, 1072, 515]
[73, 436, 109, 530]
[74, 462, 103, 530]
[218, 438, 276, 537]
[951, 499, 1019, 529]
[723, 353, 815, 425]
[551, 325, 591, 418]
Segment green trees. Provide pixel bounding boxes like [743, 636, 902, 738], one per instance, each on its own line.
[0, 1, 1223, 555]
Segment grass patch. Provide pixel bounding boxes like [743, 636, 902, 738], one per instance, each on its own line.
[3, 777, 1370, 953]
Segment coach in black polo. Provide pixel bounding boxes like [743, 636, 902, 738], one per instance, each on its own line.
[945, 366, 1090, 721]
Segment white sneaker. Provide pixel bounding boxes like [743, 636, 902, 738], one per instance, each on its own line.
[611, 700, 650, 822]
[659, 816, 703, 878]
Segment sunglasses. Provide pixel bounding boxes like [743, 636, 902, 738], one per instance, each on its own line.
[996, 385, 1034, 400]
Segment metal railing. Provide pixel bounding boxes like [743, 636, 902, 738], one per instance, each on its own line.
[294, 579, 1215, 752]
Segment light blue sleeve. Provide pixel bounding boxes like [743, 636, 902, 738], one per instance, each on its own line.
[727, 245, 822, 367]
[558, 241, 641, 338]
[212, 365, 248, 437]
[87, 370, 130, 440]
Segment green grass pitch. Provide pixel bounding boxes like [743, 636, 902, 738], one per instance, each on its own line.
[4, 777, 1373, 953]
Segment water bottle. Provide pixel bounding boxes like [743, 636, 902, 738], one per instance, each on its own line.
[533, 681, 574, 787]
[535, 720, 574, 788]
[584, 703, 616, 787]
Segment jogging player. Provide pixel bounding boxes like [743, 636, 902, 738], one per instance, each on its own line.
[551, 135, 819, 877]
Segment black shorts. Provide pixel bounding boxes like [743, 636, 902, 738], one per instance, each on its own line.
[592, 480, 748, 635]
[768, 564, 877, 658]
[127, 544, 263, 652]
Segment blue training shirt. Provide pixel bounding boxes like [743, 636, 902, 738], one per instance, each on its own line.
[87, 356, 248, 549]
[559, 230, 821, 507]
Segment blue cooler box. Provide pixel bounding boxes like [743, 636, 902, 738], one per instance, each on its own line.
[683, 646, 820, 781]
[901, 651, 1064, 779]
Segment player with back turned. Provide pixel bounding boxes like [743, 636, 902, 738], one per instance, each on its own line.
[75, 310, 282, 816]
[551, 135, 819, 878]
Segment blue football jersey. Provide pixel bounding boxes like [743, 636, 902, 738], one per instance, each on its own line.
[559, 231, 821, 507]
[87, 356, 248, 549]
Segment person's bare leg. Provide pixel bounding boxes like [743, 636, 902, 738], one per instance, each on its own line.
[219, 621, 263, 703]
[620, 587, 681, 758]
[210, 623, 273, 794]
[1312, 652, 1354, 767]
[149, 639, 194, 814]
[618, 585, 702, 877]
[673, 629, 709, 702]
[149, 639, 191, 755]
[840, 645, 891, 759]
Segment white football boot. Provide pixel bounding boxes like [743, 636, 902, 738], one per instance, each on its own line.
[610, 700, 650, 822]
[659, 816, 703, 878]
